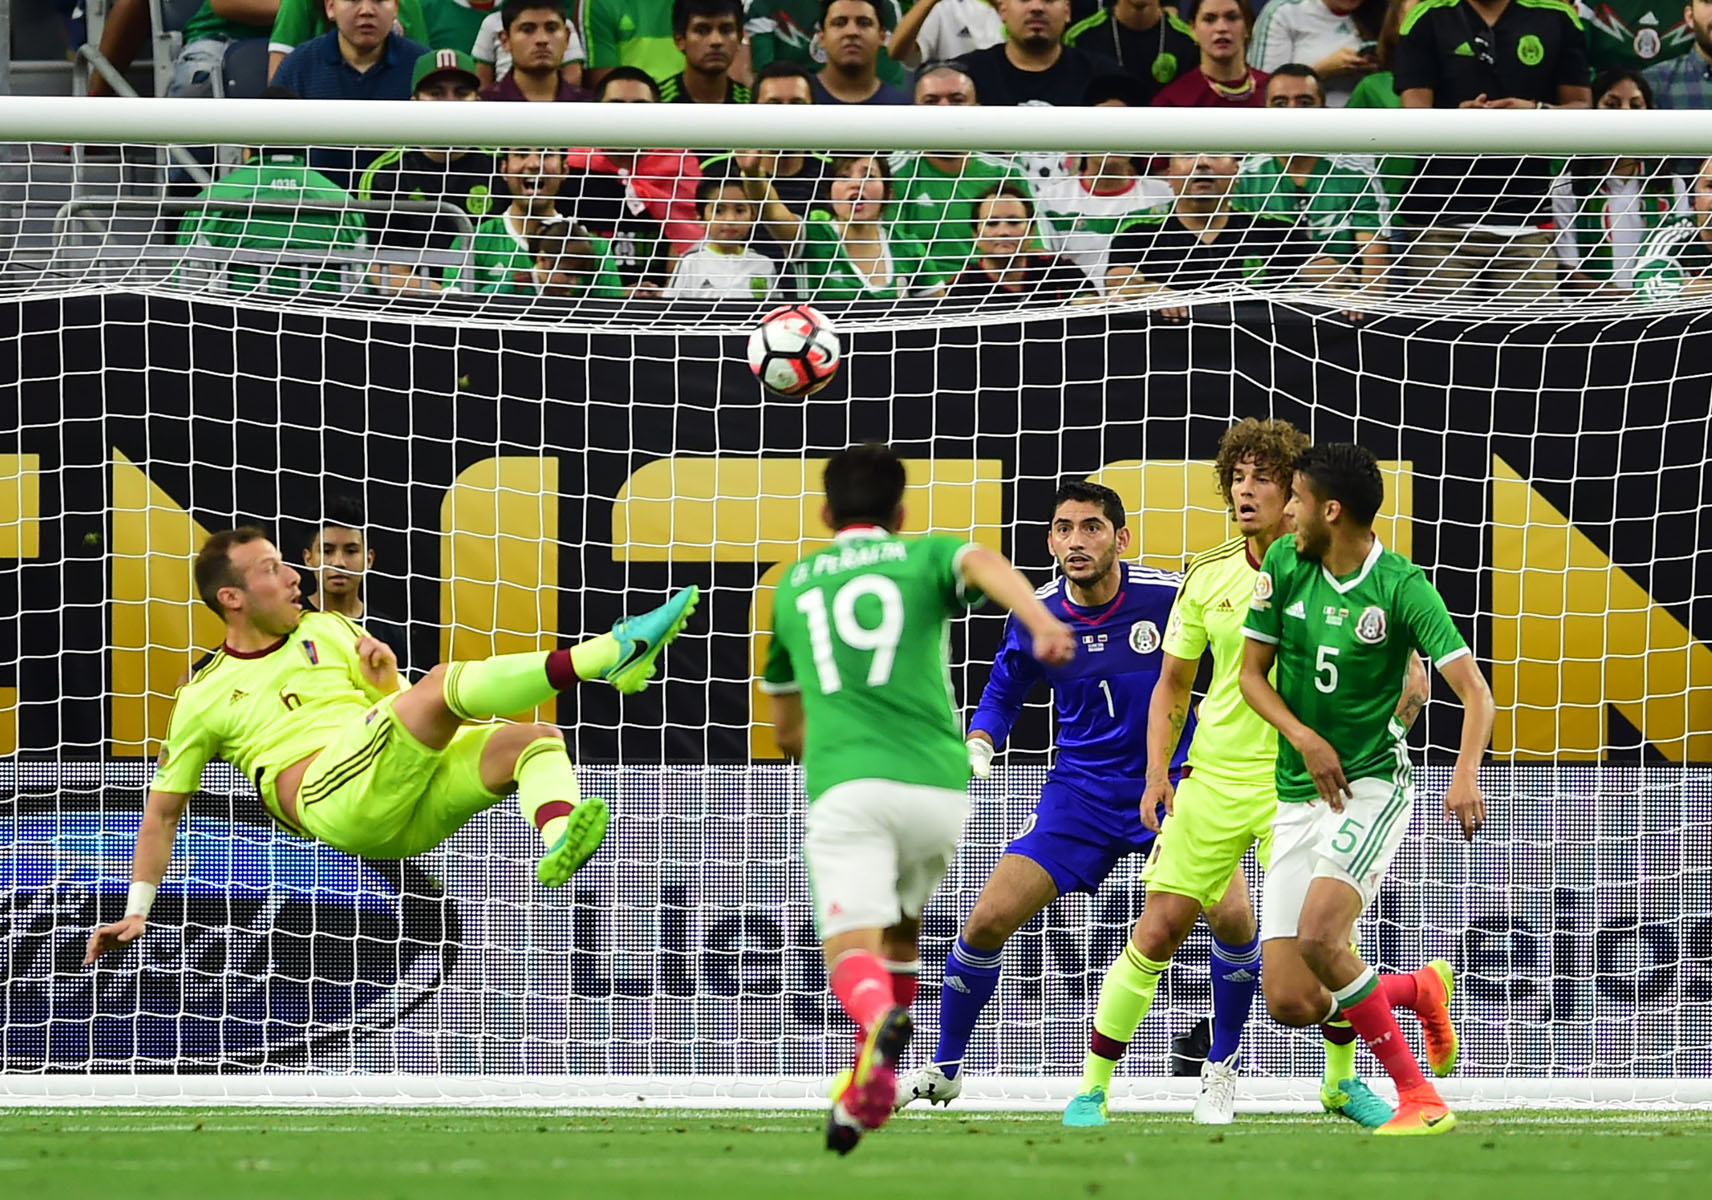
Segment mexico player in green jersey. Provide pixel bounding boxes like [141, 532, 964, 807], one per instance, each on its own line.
[1066, 419, 1423, 1129]
[761, 443, 1074, 1156]
[1241, 444, 1493, 1137]
[84, 527, 696, 966]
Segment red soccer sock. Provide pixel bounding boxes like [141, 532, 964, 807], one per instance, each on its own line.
[1339, 975, 1428, 1093]
[830, 951, 898, 1034]
[886, 960, 920, 1010]
[1380, 972, 1420, 1012]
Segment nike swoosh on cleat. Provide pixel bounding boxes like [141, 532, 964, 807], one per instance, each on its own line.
[1423, 1114, 1450, 1127]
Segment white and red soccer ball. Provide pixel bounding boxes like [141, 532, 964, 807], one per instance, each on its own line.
[747, 304, 841, 397]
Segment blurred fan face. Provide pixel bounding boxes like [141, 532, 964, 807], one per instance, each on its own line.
[756, 75, 813, 103]
[829, 158, 887, 223]
[1167, 154, 1238, 200]
[326, 0, 397, 53]
[1003, 0, 1069, 49]
[679, 14, 742, 74]
[704, 186, 758, 245]
[502, 150, 566, 213]
[1692, 0, 1712, 54]
[1595, 77, 1648, 110]
[303, 523, 371, 603]
[822, 1, 885, 69]
[1193, 0, 1249, 62]
[1695, 159, 1712, 224]
[914, 69, 977, 106]
[976, 197, 1032, 262]
[1266, 74, 1321, 107]
[501, 9, 571, 73]
[415, 73, 479, 100]
[600, 78, 657, 102]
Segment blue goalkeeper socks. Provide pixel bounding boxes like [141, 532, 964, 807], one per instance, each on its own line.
[1208, 932, 1261, 1065]
[934, 936, 1002, 1079]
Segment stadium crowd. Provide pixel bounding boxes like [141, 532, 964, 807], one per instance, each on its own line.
[73, 0, 1712, 305]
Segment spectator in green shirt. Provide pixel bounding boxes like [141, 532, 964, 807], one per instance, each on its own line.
[1634, 155, 1712, 299]
[888, 63, 1034, 279]
[743, 0, 907, 89]
[453, 147, 569, 291]
[762, 154, 943, 300]
[1232, 65, 1390, 285]
[580, 0, 685, 87]
[488, 217, 628, 299]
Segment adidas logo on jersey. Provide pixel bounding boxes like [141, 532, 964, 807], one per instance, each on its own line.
[1285, 601, 1306, 619]
[228, 688, 248, 705]
[1213, 598, 1235, 613]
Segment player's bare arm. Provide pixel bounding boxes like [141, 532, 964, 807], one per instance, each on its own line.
[1394, 654, 1430, 731]
[1239, 636, 1351, 806]
[771, 693, 806, 760]
[83, 787, 190, 965]
[1140, 651, 1197, 832]
[957, 547, 1076, 666]
[1436, 654, 1494, 841]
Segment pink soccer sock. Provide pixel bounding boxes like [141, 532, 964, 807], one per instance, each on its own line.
[886, 960, 920, 1010]
[1380, 973, 1420, 1011]
[1338, 975, 1428, 1093]
[830, 951, 897, 1034]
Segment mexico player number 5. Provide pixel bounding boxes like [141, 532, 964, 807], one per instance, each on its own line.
[796, 575, 906, 692]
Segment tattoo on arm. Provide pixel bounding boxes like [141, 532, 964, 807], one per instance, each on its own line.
[1395, 691, 1426, 732]
[1167, 701, 1188, 748]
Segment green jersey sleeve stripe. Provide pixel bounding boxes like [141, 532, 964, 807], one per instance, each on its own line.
[756, 678, 801, 695]
[1241, 626, 1279, 645]
[1433, 645, 1472, 669]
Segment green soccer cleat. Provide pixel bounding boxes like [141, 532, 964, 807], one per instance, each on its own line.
[1322, 1077, 1395, 1128]
[601, 586, 700, 694]
[536, 797, 610, 887]
[1416, 958, 1459, 1078]
[1063, 1087, 1109, 1128]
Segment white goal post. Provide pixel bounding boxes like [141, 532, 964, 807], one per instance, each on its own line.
[0, 99, 1709, 1110]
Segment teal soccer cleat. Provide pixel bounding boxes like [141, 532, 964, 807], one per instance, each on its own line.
[1063, 1087, 1110, 1128]
[1321, 1077, 1395, 1129]
[602, 586, 700, 694]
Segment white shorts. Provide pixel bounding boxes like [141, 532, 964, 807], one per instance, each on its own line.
[802, 779, 970, 939]
[1259, 773, 1413, 942]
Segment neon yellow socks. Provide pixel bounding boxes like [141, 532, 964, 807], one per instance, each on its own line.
[570, 633, 619, 681]
[1081, 942, 1168, 1093]
[1323, 1018, 1358, 1086]
[513, 735, 580, 847]
[443, 654, 558, 721]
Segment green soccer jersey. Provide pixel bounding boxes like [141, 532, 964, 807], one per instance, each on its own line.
[796, 211, 942, 301]
[182, 0, 272, 45]
[1232, 154, 1389, 264]
[151, 613, 395, 821]
[1161, 535, 1277, 789]
[1581, 0, 1694, 72]
[743, 0, 907, 88]
[1242, 536, 1469, 804]
[760, 529, 982, 801]
[887, 153, 1029, 280]
[580, 0, 683, 78]
[1632, 216, 1712, 301]
[175, 154, 368, 295]
[269, 0, 428, 53]
[448, 211, 626, 296]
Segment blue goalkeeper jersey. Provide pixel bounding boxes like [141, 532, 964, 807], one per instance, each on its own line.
[969, 562, 1193, 795]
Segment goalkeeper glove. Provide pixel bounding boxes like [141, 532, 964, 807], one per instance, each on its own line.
[967, 738, 995, 779]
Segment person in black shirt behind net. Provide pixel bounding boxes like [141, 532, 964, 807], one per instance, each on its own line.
[1104, 153, 1339, 319]
[955, 0, 1121, 106]
[358, 51, 508, 294]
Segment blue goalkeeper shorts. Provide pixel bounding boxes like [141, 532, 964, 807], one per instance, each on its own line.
[1005, 772, 1170, 896]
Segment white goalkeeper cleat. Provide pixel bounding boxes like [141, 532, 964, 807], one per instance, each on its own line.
[895, 1063, 963, 1110]
[1191, 1058, 1238, 1126]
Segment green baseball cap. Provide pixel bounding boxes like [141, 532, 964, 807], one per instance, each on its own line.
[412, 49, 481, 93]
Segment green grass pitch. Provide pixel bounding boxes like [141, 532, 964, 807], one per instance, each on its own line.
[3, 1108, 1709, 1199]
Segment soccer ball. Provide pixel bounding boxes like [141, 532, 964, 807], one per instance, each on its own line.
[747, 304, 841, 397]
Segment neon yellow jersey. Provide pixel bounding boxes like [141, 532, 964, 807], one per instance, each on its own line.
[151, 612, 395, 820]
[1161, 534, 1277, 788]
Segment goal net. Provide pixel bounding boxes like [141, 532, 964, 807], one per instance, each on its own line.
[0, 101, 1709, 1108]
